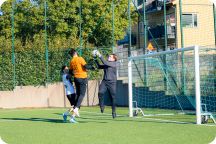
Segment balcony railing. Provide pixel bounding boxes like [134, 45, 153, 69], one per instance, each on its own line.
[147, 25, 175, 40]
[137, 0, 174, 13]
[117, 34, 137, 45]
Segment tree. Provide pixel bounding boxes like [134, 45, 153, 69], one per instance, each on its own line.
[0, 0, 138, 89]
[0, 0, 137, 49]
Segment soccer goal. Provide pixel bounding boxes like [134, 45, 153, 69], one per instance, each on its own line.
[128, 46, 216, 125]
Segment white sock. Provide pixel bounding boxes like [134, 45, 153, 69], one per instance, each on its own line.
[74, 107, 78, 112]
[71, 115, 75, 119]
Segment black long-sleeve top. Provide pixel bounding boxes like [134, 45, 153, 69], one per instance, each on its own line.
[95, 56, 117, 82]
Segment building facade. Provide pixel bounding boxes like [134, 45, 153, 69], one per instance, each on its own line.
[118, 0, 215, 52]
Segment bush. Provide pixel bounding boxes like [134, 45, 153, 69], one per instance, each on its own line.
[0, 47, 111, 90]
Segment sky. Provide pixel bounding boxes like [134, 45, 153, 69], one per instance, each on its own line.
[0, 0, 7, 8]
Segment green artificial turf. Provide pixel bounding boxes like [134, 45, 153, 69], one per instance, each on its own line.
[0, 107, 215, 144]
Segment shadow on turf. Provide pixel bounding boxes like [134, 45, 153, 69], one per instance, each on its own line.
[1, 116, 195, 125]
[1, 117, 63, 123]
[53, 113, 194, 125]
[8, 112, 189, 125]
[0, 117, 108, 124]
[53, 113, 109, 123]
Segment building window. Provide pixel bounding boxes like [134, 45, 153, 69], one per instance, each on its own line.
[182, 13, 197, 28]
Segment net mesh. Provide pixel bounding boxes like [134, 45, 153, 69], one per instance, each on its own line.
[130, 47, 216, 123]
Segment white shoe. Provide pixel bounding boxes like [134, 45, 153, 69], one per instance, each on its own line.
[73, 108, 80, 117]
[69, 117, 78, 123]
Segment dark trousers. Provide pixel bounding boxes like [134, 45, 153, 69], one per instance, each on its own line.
[98, 80, 116, 113]
[74, 78, 87, 108]
[66, 93, 76, 106]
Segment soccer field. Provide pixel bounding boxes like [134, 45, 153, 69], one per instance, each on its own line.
[0, 107, 215, 144]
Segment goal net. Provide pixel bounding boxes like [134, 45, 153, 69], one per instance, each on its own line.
[128, 46, 216, 124]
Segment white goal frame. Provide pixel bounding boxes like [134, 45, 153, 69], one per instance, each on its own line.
[128, 46, 202, 125]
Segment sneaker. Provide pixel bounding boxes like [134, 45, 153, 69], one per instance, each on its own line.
[63, 113, 67, 122]
[73, 108, 80, 117]
[100, 107, 104, 113]
[112, 112, 117, 119]
[69, 117, 77, 123]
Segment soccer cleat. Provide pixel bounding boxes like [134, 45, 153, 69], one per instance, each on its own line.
[69, 117, 77, 123]
[100, 107, 104, 113]
[112, 112, 117, 119]
[63, 113, 67, 122]
[73, 108, 80, 117]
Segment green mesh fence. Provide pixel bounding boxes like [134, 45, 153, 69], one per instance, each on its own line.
[0, 47, 111, 91]
[0, 49, 14, 90]
[0, 0, 114, 90]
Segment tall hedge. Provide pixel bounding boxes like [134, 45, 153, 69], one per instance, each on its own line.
[0, 47, 110, 90]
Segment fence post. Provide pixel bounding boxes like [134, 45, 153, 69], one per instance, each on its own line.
[112, 0, 115, 53]
[44, 0, 49, 85]
[11, 0, 16, 89]
[128, 0, 131, 57]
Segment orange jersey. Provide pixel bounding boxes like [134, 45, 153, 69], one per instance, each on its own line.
[69, 56, 87, 78]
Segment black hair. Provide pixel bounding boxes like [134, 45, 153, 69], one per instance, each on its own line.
[61, 65, 67, 73]
[68, 48, 77, 56]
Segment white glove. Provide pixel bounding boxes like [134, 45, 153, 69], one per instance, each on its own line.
[92, 50, 98, 58]
[96, 51, 101, 57]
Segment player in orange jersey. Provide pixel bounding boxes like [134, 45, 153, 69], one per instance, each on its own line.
[68, 49, 94, 119]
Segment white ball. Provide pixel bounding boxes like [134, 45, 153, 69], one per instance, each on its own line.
[92, 50, 98, 57]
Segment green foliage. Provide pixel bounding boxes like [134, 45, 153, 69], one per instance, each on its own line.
[0, 51, 14, 90]
[0, 49, 64, 90]
[0, 0, 137, 48]
[0, 0, 137, 90]
[0, 46, 111, 90]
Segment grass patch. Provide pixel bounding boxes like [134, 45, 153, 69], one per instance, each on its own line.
[0, 107, 215, 144]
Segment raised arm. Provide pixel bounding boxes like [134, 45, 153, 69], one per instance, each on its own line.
[94, 58, 106, 69]
[99, 56, 116, 68]
[92, 50, 116, 68]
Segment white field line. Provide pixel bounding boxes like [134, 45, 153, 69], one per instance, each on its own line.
[144, 113, 175, 116]
[81, 110, 190, 124]
[80, 110, 216, 127]
[0, 137, 7, 144]
[209, 137, 216, 144]
[1, 110, 216, 127]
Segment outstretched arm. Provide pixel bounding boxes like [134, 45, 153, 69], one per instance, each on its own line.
[84, 64, 95, 70]
[94, 50, 116, 67]
[79, 57, 95, 70]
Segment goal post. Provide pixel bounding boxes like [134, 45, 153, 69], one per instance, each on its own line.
[194, 45, 201, 125]
[128, 46, 216, 125]
[128, 58, 133, 117]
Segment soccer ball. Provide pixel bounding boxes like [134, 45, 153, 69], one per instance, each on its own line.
[92, 50, 98, 57]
